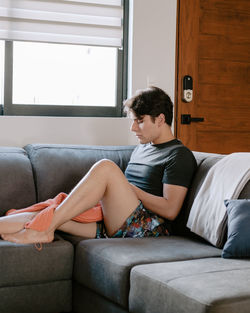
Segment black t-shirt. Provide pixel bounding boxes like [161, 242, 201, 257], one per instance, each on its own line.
[125, 139, 197, 196]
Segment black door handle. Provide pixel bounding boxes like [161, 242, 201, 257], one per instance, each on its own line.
[181, 114, 204, 124]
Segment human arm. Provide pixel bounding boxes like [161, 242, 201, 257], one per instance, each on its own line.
[130, 183, 188, 221]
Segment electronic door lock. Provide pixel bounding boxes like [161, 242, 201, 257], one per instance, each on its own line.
[182, 75, 193, 102]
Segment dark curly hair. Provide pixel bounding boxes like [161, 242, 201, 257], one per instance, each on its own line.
[123, 86, 173, 126]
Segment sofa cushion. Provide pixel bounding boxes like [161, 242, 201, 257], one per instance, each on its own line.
[24, 144, 134, 202]
[74, 236, 221, 309]
[129, 258, 250, 313]
[222, 199, 250, 259]
[172, 152, 225, 235]
[0, 281, 72, 313]
[0, 147, 36, 216]
[172, 152, 250, 236]
[187, 152, 225, 205]
[239, 179, 250, 198]
[0, 237, 73, 288]
[73, 282, 129, 313]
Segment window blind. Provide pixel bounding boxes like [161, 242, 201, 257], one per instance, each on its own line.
[0, 0, 123, 47]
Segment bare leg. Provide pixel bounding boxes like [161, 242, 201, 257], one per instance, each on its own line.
[0, 212, 37, 235]
[58, 220, 97, 238]
[1, 216, 96, 240]
[3, 159, 140, 244]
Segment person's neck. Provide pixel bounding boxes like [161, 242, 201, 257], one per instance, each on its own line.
[151, 126, 175, 145]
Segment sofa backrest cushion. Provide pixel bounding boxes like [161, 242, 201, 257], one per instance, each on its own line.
[24, 144, 135, 202]
[0, 147, 36, 216]
[239, 180, 250, 198]
[173, 151, 250, 235]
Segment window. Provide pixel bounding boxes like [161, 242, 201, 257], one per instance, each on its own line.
[0, 41, 4, 107]
[1, 0, 128, 117]
[13, 42, 117, 107]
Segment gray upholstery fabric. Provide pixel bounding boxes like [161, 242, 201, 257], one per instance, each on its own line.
[172, 152, 225, 235]
[0, 238, 73, 288]
[186, 152, 225, 205]
[24, 144, 134, 202]
[129, 258, 250, 313]
[73, 282, 129, 313]
[0, 280, 72, 313]
[172, 152, 250, 235]
[0, 147, 36, 216]
[239, 179, 250, 199]
[74, 236, 221, 308]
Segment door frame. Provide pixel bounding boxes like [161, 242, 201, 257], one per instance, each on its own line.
[174, 0, 200, 148]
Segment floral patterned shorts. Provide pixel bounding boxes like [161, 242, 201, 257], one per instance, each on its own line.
[96, 201, 170, 239]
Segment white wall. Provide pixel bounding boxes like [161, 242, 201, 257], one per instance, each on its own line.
[128, 0, 177, 98]
[0, 0, 177, 147]
[0, 116, 136, 147]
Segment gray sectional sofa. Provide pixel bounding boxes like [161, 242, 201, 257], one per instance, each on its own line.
[0, 144, 249, 313]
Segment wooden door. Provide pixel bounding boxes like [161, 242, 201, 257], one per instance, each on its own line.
[175, 0, 250, 153]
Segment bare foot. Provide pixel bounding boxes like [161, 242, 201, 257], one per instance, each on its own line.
[1, 228, 54, 244]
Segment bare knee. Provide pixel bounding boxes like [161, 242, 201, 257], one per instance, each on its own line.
[94, 159, 120, 174]
[97, 158, 116, 166]
[89, 159, 125, 184]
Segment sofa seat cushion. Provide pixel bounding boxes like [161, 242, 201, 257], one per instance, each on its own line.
[0, 237, 74, 288]
[129, 258, 250, 313]
[74, 236, 221, 309]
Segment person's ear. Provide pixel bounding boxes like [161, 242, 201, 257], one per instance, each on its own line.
[157, 113, 165, 126]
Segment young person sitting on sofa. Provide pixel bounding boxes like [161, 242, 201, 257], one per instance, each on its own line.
[0, 86, 197, 245]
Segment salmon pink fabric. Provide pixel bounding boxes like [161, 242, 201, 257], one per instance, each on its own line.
[6, 192, 103, 232]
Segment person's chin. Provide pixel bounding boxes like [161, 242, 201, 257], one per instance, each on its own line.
[137, 137, 149, 144]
